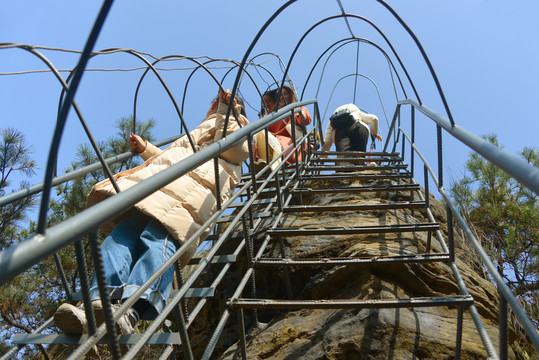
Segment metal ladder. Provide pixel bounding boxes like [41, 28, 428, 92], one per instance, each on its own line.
[226, 149, 474, 358]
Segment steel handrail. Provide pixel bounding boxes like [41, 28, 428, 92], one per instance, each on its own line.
[393, 99, 539, 195]
[0, 100, 317, 286]
[397, 119, 539, 353]
[0, 135, 182, 207]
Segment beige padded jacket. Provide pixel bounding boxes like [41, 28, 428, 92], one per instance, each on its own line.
[86, 101, 249, 266]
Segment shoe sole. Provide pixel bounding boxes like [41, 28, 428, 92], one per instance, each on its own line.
[54, 304, 85, 334]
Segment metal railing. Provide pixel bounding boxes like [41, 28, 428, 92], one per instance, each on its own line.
[0, 99, 321, 360]
[1, 97, 538, 359]
[383, 99, 539, 356]
[2, 0, 538, 358]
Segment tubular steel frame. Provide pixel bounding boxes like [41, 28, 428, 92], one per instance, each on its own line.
[1, 0, 538, 359]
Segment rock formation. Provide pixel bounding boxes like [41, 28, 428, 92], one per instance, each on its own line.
[214, 167, 533, 360]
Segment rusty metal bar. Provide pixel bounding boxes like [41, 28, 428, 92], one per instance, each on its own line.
[290, 183, 420, 195]
[268, 223, 439, 236]
[306, 164, 407, 172]
[311, 157, 402, 163]
[283, 200, 426, 213]
[300, 172, 411, 181]
[231, 295, 474, 310]
[256, 253, 451, 267]
[311, 151, 399, 157]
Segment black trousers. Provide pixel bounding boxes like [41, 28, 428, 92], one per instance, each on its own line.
[334, 122, 369, 152]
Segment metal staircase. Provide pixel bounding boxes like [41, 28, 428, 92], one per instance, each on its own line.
[1, 1, 539, 359]
[220, 148, 475, 359]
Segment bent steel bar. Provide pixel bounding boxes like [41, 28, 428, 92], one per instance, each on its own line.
[321, 72, 390, 129]
[374, 0, 454, 125]
[281, 13, 423, 110]
[37, 0, 114, 235]
[0, 100, 316, 286]
[18, 46, 122, 196]
[400, 127, 538, 354]
[401, 99, 539, 195]
[222, 0, 297, 136]
[310, 38, 404, 104]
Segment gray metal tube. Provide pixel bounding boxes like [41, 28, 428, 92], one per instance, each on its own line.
[0, 100, 315, 284]
[400, 99, 539, 195]
[401, 128, 539, 353]
[0, 135, 181, 207]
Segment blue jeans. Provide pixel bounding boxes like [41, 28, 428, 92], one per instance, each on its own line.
[90, 211, 177, 317]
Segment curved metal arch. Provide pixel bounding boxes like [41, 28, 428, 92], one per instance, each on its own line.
[340, 13, 421, 103]
[0, 44, 120, 307]
[178, 58, 266, 116]
[246, 52, 287, 77]
[241, 52, 292, 93]
[374, 0, 455, 126]
[218, 61, 276, 115]
[36, 0, 113, 234]
[222, 0, 298, 137]
[276, 13, 421, 111]
[307, 37, 403, 104]
[58, 48, 199, 152]
[7, 45, 122, 199]
[131, 53, 226, 137]
[321, 72, 391, 131]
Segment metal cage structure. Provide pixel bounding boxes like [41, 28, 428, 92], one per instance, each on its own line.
[1, 1, 538, 359]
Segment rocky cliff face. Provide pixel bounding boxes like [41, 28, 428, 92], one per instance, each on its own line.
[187, 168, 530, 359]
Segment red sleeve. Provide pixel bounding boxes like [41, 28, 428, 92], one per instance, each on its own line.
[294, 106, 312, 126]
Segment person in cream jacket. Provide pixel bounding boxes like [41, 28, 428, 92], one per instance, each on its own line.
[54, 89, 249, 334]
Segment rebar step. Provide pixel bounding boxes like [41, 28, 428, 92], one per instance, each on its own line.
[300, 171, 412, 181]
[217, 211, 273, 223]
[311, 157, 403, 164]
[290, 183, 421, 195]
[267, 222, 439, 237]
[229, 197, 277, 208]
[241, 167, 296, 181]
[188, 254, 237, 265]
[255, 253, 451, 267]
[230, 295, 474, 310]
[305, 164, 408, 172]
[71, 287, 215, 303]
[283, 200, 426, 213]
[311, 151, 400, 157]
[235, 178, 289, 189]
[13, 333, 182, 346]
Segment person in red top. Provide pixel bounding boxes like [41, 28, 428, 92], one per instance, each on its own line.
[255, 85, 312, 168]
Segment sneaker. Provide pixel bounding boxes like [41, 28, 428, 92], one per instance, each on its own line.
[54, 303, 87, 334]
[94, 303, 139, 334]
[54, 301, 103, 334]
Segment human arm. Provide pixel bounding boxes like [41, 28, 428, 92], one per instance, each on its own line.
[130, 133, 162, 160]
[211, 89, 250, 165]
[293, 106, 312, 126]
[357, 111, 380, 140]
[320, 122, 334, 154]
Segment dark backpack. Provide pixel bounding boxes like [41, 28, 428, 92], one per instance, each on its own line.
[329, 108, 355, 130]
[334, 121, 369, 152]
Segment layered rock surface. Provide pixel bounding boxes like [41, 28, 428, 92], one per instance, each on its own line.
[213, 170, 524, 360]
[182, 166, 532, 359]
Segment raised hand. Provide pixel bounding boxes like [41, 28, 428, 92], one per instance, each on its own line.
[129, 133, 146, 153]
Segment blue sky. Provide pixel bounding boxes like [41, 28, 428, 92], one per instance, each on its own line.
[1, 0, 538, 211]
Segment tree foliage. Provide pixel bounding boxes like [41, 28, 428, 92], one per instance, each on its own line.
[0, 128, 37, 249]
[449, 135, 539, 326]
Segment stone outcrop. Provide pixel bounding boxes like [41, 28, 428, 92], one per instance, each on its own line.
[210, 170, 530, 360]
